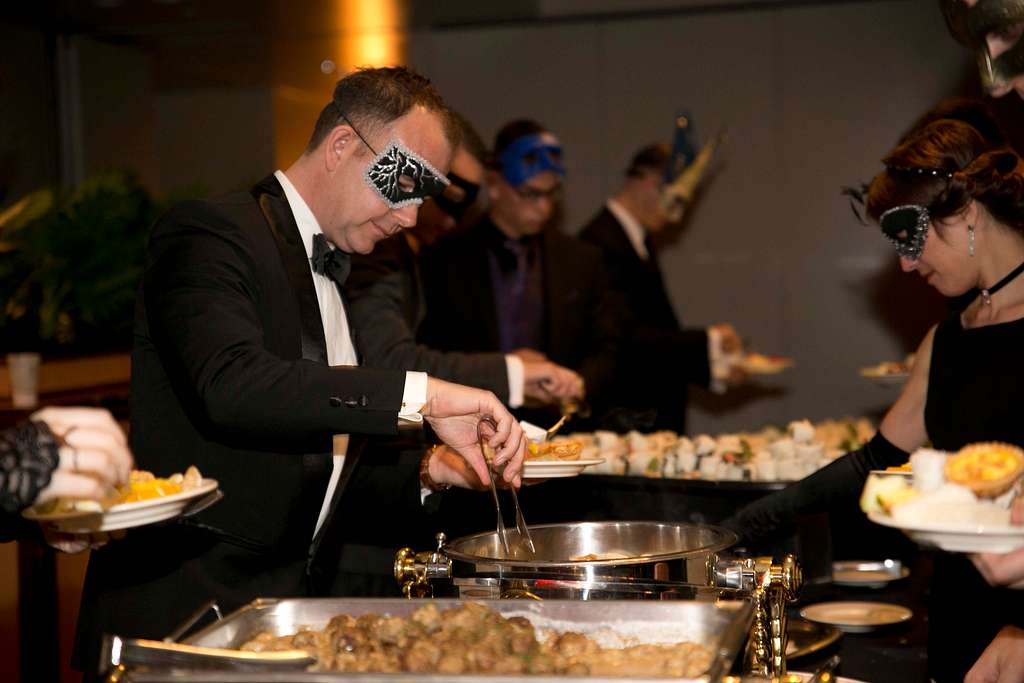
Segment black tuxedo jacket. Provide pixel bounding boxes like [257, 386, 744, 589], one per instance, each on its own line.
[416, 218, 620, 409]
[74, 176, 426, 676]
[579, 207, 709, 431]
[346, 233, 511, 399]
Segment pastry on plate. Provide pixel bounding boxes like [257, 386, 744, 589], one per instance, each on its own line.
[944, 442, 1024, 498]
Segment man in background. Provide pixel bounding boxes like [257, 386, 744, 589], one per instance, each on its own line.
[579, 143, 744, 432]
[416, 119, 617, 424]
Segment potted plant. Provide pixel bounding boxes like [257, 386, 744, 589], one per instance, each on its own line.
[0, 172, 158, 357]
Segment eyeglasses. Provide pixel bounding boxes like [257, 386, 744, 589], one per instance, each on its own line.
[333, 104, 449, 209]
[512, 183, 563, 203]
[879, 204, 930, 260]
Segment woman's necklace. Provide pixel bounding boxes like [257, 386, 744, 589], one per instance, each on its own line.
[980, 260, 1024, 305]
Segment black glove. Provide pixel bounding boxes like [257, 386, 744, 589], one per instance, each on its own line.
[721, 432, 908, 547]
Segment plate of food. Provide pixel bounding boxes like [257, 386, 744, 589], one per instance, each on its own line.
[799, 601, 912, 633]
[859, 354, 914, 384]
[516, 439, 603, 479]
[740, 352, 793, 375]
[23, 466, 219, 534]
[831, 559, 910, 588]
[862, 442, 1024, 553]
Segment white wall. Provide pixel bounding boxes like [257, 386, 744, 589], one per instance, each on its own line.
[407, 0, 972, 434]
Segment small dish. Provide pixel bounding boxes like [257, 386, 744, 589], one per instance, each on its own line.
[23, 479, 220, 534]
[832, 559, 910, 588]
[799, 601, 912, 633]
[786, 617, 843, 659]
[859, 361, 910, 384]
[523, 458, 605, 479]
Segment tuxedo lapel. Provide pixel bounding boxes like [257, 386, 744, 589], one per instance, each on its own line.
[254, 176, 329, 365]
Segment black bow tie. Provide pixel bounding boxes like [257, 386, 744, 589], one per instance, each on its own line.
[311, 233, 351, 286]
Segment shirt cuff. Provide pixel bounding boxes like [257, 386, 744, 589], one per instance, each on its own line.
[399, 371, 428, 423]
[505, 355, 525, 408]
[707, 326, 736, 395]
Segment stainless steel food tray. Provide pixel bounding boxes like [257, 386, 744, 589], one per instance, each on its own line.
[115, 597, 754, 682]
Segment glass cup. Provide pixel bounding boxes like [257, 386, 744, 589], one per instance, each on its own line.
[7, 352, 41, 409]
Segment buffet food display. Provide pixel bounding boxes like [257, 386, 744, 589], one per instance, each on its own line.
[143, 597, 755, 683]
[239, 601, 714, 676]
[558, 418, 873, 483]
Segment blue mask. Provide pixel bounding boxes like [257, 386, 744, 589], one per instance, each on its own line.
[497, 132, 566, 187]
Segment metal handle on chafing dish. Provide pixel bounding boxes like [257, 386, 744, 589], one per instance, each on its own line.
[395, 532, 451, 598]
[709, 553, 803, 679]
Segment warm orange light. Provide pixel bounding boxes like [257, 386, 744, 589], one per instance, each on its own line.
[270, 0, 408, 167]
[335, 0, 406, 69]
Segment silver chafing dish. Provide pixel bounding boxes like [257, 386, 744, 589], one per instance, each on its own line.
[395, 521, 802, 678]
[104, 597, 754, 683]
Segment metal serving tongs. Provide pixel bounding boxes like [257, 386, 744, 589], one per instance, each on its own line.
[478, 415, 535, 558]
[102, 635, 316, 672]
[100, 601, 315, 676]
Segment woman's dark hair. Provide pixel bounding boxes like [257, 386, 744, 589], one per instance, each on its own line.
[866, 107, 1024, 234]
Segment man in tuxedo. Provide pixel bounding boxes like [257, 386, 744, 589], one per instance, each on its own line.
[74, 67, 526, 678]
[579, 143, 743, 432]
[346, 113, 582, 406]
[415, 120, 616, 424]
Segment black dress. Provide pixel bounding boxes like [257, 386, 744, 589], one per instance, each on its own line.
[724, 311, 1024, 682]
[924, 314, 1024, 682]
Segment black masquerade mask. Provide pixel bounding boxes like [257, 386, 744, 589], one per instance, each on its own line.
[843, 165, 954, 260]
[432, 171, 481, 222]
[879, 204, 930, 260]
[338, 109, 450, 209]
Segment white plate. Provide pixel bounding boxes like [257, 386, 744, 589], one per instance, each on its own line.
[799, 601, 912, 633]
[868, 511, 1024, 553]
[523, 458, 605, 479]
[23, 479, 219, 534]
[832, 560, 910, 588]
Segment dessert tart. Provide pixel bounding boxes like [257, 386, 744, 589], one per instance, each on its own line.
[945, 442, 1024, 498]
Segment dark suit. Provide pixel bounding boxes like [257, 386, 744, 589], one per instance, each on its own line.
[579, 206, 709, 432]
[74, 176, 427, 677]
[346, 234, 510, 399]
[416, 217, 620, 420]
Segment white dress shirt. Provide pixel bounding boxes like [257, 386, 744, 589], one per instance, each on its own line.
[606, 198, 649, 260]
[274, 170, 427, 537]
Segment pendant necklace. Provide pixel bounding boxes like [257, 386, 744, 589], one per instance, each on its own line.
[980, 260, 1024, 305]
